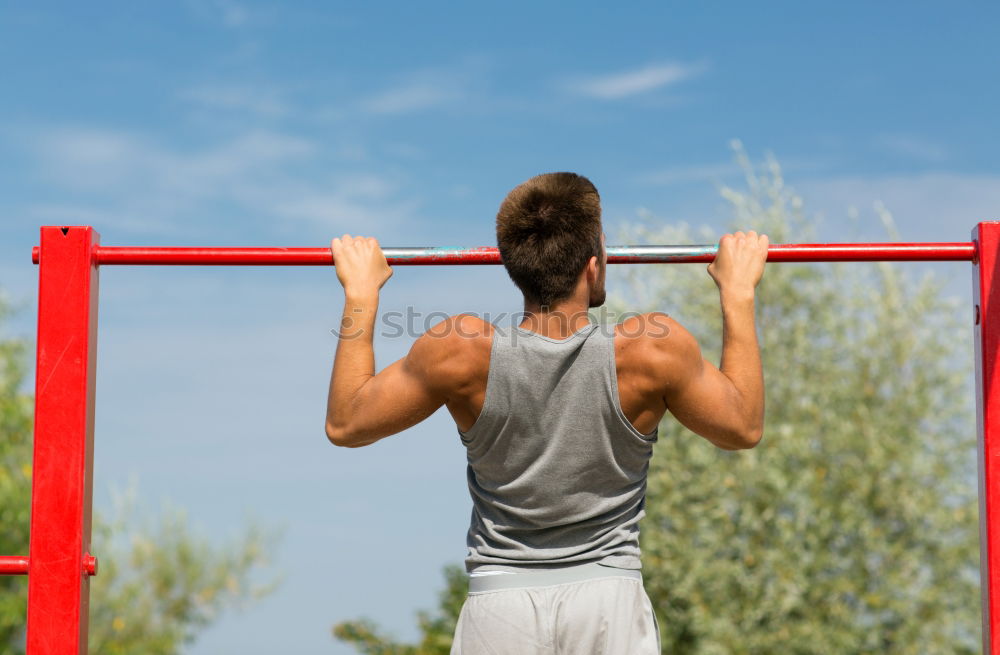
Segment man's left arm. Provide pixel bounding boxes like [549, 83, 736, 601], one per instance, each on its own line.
[324, 235, 447, 448]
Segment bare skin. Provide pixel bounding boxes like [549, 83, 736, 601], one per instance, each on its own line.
[325, 231, 768, 450]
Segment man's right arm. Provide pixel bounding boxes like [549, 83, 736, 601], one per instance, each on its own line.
[659, 231, 768, 450]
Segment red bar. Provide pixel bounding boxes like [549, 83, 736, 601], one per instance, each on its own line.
[975, 222, 1000, 654]
[29, 241, 978, 266]
[0, 556, 29, 575]
[27, 226, 100, 655]
[0, 555, 95, 577]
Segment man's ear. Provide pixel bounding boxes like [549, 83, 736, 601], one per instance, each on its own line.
[586, 255, 599, 283]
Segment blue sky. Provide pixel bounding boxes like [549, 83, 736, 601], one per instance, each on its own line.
[2, 2, 999, 653]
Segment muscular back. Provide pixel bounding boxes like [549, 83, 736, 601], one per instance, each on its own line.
[431, 312, 757, 452]
[431, 314, 671, 437]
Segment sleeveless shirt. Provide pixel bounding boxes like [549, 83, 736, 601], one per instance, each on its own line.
[458, 322, 658, 573]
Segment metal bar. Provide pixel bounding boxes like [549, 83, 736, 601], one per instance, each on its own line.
[16, 225, 985, 652]
[27, 226, 100, 655]
[974, 221, 1000, 654]
[29, 241, 978, 266]
[1, 555, 96, 578]
[0, 556, 29, 575]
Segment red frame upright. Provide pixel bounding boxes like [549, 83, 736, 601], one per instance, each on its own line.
[974, 222, 1000, 652]
[6, 223, 1000, 653]
[25, 226, 101, 654]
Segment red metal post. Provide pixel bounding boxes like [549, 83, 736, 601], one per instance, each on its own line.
[974, 221, 1000, 654]
[26, 226, 101, 655]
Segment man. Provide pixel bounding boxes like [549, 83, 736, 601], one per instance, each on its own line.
[325, 172, 768, 654]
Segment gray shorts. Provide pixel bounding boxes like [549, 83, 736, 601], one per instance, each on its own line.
[451, 563, 661, 654]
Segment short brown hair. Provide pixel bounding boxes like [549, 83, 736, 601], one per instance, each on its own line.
[495, 172, 602, 306]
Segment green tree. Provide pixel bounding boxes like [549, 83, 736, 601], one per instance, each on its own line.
[0, 297, 279, 654]
[0, 297, 34, 648]
[623, 147, 978, 654]
[333, 565, 467, 655]
[333, 148, 980, 654]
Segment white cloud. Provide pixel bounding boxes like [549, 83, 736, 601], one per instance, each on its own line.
[20, 126, 410, 237]
[187, 0, 251, 28]
[271, 175, 416, 228]
[33, 128, 314, 195]
[180, 84, 290, 117]
[638, 155, 829, 187]
[361, 76, 464, 115]
[363, 82, 456, 115]
[639, 162, 740, 186]
[176, 62, 485, 123]
[216, 0, 249, 27]
[797, 172, 1000, 241]
[23, 203, 178, 235]
[356, 59, 494, 116]
[876, 134, 950, 163]
[569, 61, 707, 99]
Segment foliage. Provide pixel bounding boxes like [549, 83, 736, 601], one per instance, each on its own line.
[620, 144, 979, 654]
[0, 298, 33, 650]
[0, 296, 279, 654]
[332, 146, 980, 653]
[87, 489, 280, 655]
[333, 565, 467, 655]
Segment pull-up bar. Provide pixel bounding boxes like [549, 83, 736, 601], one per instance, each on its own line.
[14, 224, 1000, 655]
[28, 242, 979, 265]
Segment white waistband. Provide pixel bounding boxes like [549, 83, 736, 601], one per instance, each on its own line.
[467, 562, 642, 593]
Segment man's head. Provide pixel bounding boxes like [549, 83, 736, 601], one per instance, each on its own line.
[496, 172, 606, 309]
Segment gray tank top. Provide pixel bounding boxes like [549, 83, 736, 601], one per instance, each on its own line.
[459, 321, 658, 573]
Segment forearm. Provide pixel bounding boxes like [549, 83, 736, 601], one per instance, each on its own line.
[326, 291, 380, 435]
[718, 288, 764, 443]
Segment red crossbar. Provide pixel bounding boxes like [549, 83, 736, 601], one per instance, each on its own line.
[0, 556, 29, 575]
[30, 242, 977, 266]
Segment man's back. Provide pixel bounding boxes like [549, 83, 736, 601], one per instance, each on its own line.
[460, 321, 657, 573]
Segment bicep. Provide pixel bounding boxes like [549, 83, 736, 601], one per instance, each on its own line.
[661, 329, 747, 450]
[346, 337, 449, 446]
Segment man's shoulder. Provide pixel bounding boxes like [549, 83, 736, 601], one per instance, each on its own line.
[423, 314, 494, 346]
[410, 314, 493, 381]
[614, 312, 699, 372]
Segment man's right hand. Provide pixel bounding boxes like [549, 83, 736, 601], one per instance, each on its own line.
[707, 230, 769, 295]
[330, 234, 394, 300]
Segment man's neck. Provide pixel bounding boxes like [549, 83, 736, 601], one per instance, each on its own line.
[519, 298, 592, 340]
